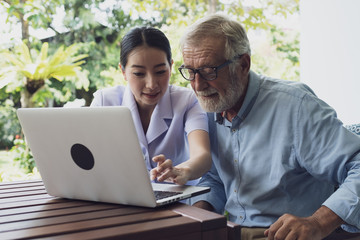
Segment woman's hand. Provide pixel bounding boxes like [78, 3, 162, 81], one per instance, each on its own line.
[150, 154, 191, 185]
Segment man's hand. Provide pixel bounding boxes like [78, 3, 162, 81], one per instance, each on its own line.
[264, 206, 344, 240]
[264, 213, 323, 240]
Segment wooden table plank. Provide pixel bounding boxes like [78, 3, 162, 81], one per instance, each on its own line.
[169, 202, 227, 231]
[0, 193, 54, 205]
[0, 197, 72, 210]
[0, 181, 48, 200]
[0, 210, 182, 239]
[0, 189, 48, 199]
[33, 216, 201, 240]
[227, 220, 241, 240]
[0, 200, 96, 216]
[0, 180, 228, 240]
[0, 206, 153, 232]
[0, 204, 121, 225]
[0, 185, 45, 194]
[0, 180, 43, 190]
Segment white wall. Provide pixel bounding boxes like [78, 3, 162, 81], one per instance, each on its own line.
[300, 0, 360, 125]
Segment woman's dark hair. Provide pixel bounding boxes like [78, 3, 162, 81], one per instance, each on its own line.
[120, 27, 172, 69]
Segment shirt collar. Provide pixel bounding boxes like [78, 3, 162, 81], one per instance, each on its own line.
[122, 85, 173, 145]
[122, 85, 173, 120]
[123, 86, 137, 111]
[153, 85, 173, 120]
[146, 85, 173, 143]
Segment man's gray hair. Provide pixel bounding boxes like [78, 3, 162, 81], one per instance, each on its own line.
[180, 14, 251, 60]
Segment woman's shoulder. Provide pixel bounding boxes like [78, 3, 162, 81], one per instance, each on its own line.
[92, 85, 126, 106]
[96, 85, 126, 95]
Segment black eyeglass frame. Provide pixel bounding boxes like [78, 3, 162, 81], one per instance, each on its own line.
[178, 54, 243, 81]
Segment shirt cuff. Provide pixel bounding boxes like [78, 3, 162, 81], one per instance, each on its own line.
[323, 186, 360, 232]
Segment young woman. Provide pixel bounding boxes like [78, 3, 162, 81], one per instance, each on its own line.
[90, 27, 211, 185]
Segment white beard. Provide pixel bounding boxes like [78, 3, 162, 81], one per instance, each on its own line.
[196, 74, 245, 113]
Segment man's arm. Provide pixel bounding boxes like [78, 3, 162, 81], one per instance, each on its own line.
[189, 162, 227, 214]
[265, 205, 344, 240]
[193, 200, 215, 212]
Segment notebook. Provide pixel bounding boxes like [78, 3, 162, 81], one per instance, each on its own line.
[16, 106, 210, 208]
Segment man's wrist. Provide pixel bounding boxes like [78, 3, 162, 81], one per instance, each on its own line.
[311, 205, 344, 237]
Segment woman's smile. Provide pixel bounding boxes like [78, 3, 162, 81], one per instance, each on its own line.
[142, 91, 160, 99]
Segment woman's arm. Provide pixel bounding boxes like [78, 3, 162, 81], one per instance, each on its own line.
[150, 129, 211, 185]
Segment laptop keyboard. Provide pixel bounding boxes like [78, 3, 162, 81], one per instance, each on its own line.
[154, 190, 183, 200]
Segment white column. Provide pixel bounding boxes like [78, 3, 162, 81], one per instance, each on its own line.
[300, 0, 360, 125]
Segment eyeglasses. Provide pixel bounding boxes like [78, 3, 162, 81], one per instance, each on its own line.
[178, 55, 243, 81]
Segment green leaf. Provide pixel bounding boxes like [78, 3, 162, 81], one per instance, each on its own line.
[19, 42, 33, 64]
[38, 42, 49, 62]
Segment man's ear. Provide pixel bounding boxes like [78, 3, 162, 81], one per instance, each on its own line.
[240, 54, 251, 74]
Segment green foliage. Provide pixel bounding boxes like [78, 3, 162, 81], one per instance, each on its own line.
[0, 99, 21, 149]
[1, 0, 301, 102]
[124, 0, 300, 86]
[0, 0, 300, 176]
[1, 42, 88, 86]
[0, 41, 89, 107]
[0, 150, 40, 182]
[271, 27, 300, 66]
[10, 136, 35, 173]
[100, 66, 127, 88]
[270, 27, 300, 81]
[1, 0, 62, 26]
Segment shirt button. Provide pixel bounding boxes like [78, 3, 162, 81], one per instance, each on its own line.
[232, 129, 236, 133]
[239, 216, 243, 219]
[234, 189, 237, 193]
[234, 159, 238, 163]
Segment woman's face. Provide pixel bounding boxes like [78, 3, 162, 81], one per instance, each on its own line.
[121, 46, 172, 111]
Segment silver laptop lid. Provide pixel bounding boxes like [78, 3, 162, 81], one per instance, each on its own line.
[17, 107, 159, 207]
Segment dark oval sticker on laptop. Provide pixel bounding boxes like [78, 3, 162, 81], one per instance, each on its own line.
[70, 143, 95, 170]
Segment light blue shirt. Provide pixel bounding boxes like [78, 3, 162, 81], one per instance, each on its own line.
[193, 71, 360, 231]
[91, 85, 208, 184]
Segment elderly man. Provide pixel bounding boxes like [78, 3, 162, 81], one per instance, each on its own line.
[178, 14, 360, 240]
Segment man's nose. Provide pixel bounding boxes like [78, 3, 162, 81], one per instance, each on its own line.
[192, 73, 208, 92]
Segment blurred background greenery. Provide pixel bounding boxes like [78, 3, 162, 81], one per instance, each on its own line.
[0, 0, 299, 181]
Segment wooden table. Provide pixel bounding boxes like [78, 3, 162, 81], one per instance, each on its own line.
[0, 180, 240, 240]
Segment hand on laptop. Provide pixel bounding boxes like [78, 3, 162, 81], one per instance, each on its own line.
[150, 154, 191, 185]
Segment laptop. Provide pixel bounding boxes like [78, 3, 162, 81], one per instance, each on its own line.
[16, 106, 210, 208]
